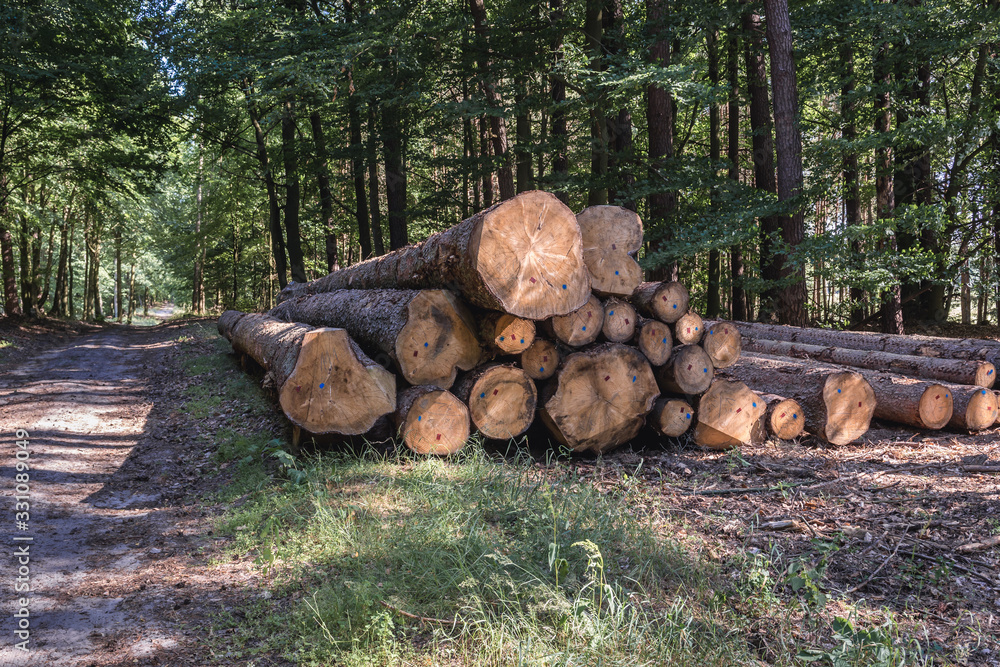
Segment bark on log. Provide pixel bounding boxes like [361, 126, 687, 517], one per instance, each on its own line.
[521, 337, 560, 380]
[949, 386, 998, 432]
[544, 293, 603, 346]
[701, 320, 742, 369]
[270, 289, 481, 389]
[538, 342, 659, 453]
[454, 364, 537, 439]
[756, 393, 806, 440]
[674, 310, 704, 345]
[481, 312, 535, 354]
[636, 317, 673, 366]
[656, 344, 714, 395]
[628, 281, 689, 323]
[742, 337, 995, 388]
[576, 205, 643, 296]
[650, 397, 694, 437]
[218, 311, 396, 435]
[728, 320, 1000, 369]
[276, 190, 590, 320]
[721, 354, 875, 445]
[601, 297, 636, 343]
[393, 386, 470, 455]
[693, 379, 766, 449]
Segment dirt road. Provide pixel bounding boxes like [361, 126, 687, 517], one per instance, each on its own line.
[0, 323, 248, 666]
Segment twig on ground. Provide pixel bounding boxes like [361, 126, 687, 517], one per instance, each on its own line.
[955, 534, 1000, 553]
[684, 480, 814, 496]
[798, 514, 821, 539]
[962, 465, 1000, 473]
[845, 537, 903, 595]
[381, 601, 457, 626]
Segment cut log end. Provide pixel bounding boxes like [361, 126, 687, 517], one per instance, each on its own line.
[821, 371, 876, 445]
[395, 290, 482, 388]
[576, 205, 643, 296]
[914, 384, 954, 430]
[976, 363, 997, 389]
[278, 328, 397, 435]
[636, 319, 672, 366]
[540, 343, 659, 453]
[693, 380, 765, 450]
[548, 294, 603, 347]
[473, 190, 590, 320]
[487, 313, 536, 354]
[462, 366, 537, 439]
[395, 386, 470, 455]
[950, 387, 999, 432]
[632, 281, 689, 323]
[702, 321, 741, 368]
[765, 396, 806, 440]
[657, 344, 714, 395]
[601, 298, 637, 343]
[674, 311, 704, 345]
[651, 397, 694, 437]
[521, 338, 559, 380]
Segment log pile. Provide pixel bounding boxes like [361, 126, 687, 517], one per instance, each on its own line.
[218, 191, 997, 458]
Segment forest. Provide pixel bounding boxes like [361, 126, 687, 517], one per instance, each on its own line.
[2, 0, 997, 333]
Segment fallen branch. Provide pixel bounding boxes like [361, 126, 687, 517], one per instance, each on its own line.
[381, 601, 457, 626]
[845, 537, 903, 595]
[685, 480, 814, 496]
[962, 465, 1000, 473]
[955, 535, 1000, 554]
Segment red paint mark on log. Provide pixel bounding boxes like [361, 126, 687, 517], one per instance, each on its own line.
[736, 407, 742, 413]
[587, 311, 592, 318]
[437, 434, 442, 440]
[493, 389, 499, 396]
[529, 277, 536, 283]
[295, 386, 301, 392]
[780, 412, 786, 418]
[612, 243, 617, 250]
[604, 375, 611, 381]
[625, 319, 629, 324]
[542, 356, 548, 361]
[413, 351, 418, 357]
[687, 364, 692, 371]
[936, 395, 940, 399]
[858, 402, 862, 407]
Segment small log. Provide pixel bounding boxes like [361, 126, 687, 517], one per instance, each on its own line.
[454, 364, 537, 439]
[636, 317, 673, 366]
[723, 354, 877, 445]
[757, 393, 806, 440]
[656, 344, 714, 395]
[727, 321, 1000, 369]
[701, 320, 742, 369]
[949, 386, 998, 432]
[628, 281, 689, 323]
[218, 311, 396, 435]
[393, 386, 470, 455]
[544, 293, 603, 347]
[270, 289, 481, 389]
[576, 205, 643, 297]
[650, 397, 694, 437]
[673, 311, 704, 345]
[693, 379, 766, 449]
[742, 337, 995, 388]
[601, 298, 637, 343]
[277, 190, 591, 320]
[520, 338, 560, 381]
[481, 312, 535, 355]
[538, 343, 659, 453]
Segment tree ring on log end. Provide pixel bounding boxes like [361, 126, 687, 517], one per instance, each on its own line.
[399, 390, 470, 455]
[768, 398, 806, 440]
[822, 371, 876, 445]
[396, 290, 481, 388]
[917, 384, 953, 430]
[465, 366, 537, 439]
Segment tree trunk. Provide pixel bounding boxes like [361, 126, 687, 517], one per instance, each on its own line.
[245, 86, 287, 289]
[722, 353, 875, 445]
[743, 6, 780, 318]
[127, 261, 135, 324]
[115, 225, 123, 321]
[693, 379, 766, 449]
[656, 344, 714, 395]
[538, 342, 659, 453]
[393, 385, 470, 454]
[576, 205, 643, 296]
[515, 77, 532, 193]
[762, 0, 807, 326]
[604, 0, 633, 208]
[601, 297, 636, 343]
[728, 29, 746, 320]
[270, 288, 482, 390]
[382, 100, 407, 250]
[873, 24, 902, 333]
[277, 190, 590, 320]
[742, 338, 996, 388]
[218, 311, 396, 435]
[628, 280, 689, 323]
[342, 0, 366, 264]
[646, 0, 677, 282]
[192, 143, 205, 314]
[367, 103, 385, 256]
[281, 101, 307, 283]
[454, 363, 537, 439]
[550, 0, 569, 203]
[585, 0, 608, 206]
[706, 27, 722, 318]
[841, 39, 864, 325]
[650, 397, 694, 437]
[311, 110, 341, 271]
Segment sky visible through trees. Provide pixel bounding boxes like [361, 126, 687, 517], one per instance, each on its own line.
[1, 0, 998, 332]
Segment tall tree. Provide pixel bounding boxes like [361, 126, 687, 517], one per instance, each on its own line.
[706, 27, 722, 318]
[840, 32, 864, 325]
[585, 0, 608, 206]
[281, 101, 307, 283]
[727, 29, 746, 320]
[646, 0, 678, 282]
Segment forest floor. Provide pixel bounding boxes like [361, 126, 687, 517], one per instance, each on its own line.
[0, 318, 997, 665]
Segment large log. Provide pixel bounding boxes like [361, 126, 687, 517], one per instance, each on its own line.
[601, 298, 637, 343]
[628, 281, 689, 323]
[521, 337, 560, 380]
[218, 311, 396, 435]
[636, 317, 673, 366]
[949, 387, 998, 432]
[454, 364, 537, 439]
[673, 311, 704, 345]
[277, 190, 591, 320]
[270, 289, 481, 389]
[393, 386, 470, 455]
[726, 321, 1000, 369]
[656, 344, 714, 395]
[538, 343, 659, 453]
[576, 205, 643, 297]
[756, 393, 806, 440]
[649, 397, 695, 437]
[544, 293, 603, 347]
[742, 337, 995, 388]
[701, 320, 741, 369]
[721, 354, 875, 445]
[481, 312, 535, 355]
[693, 379, 766, 449]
